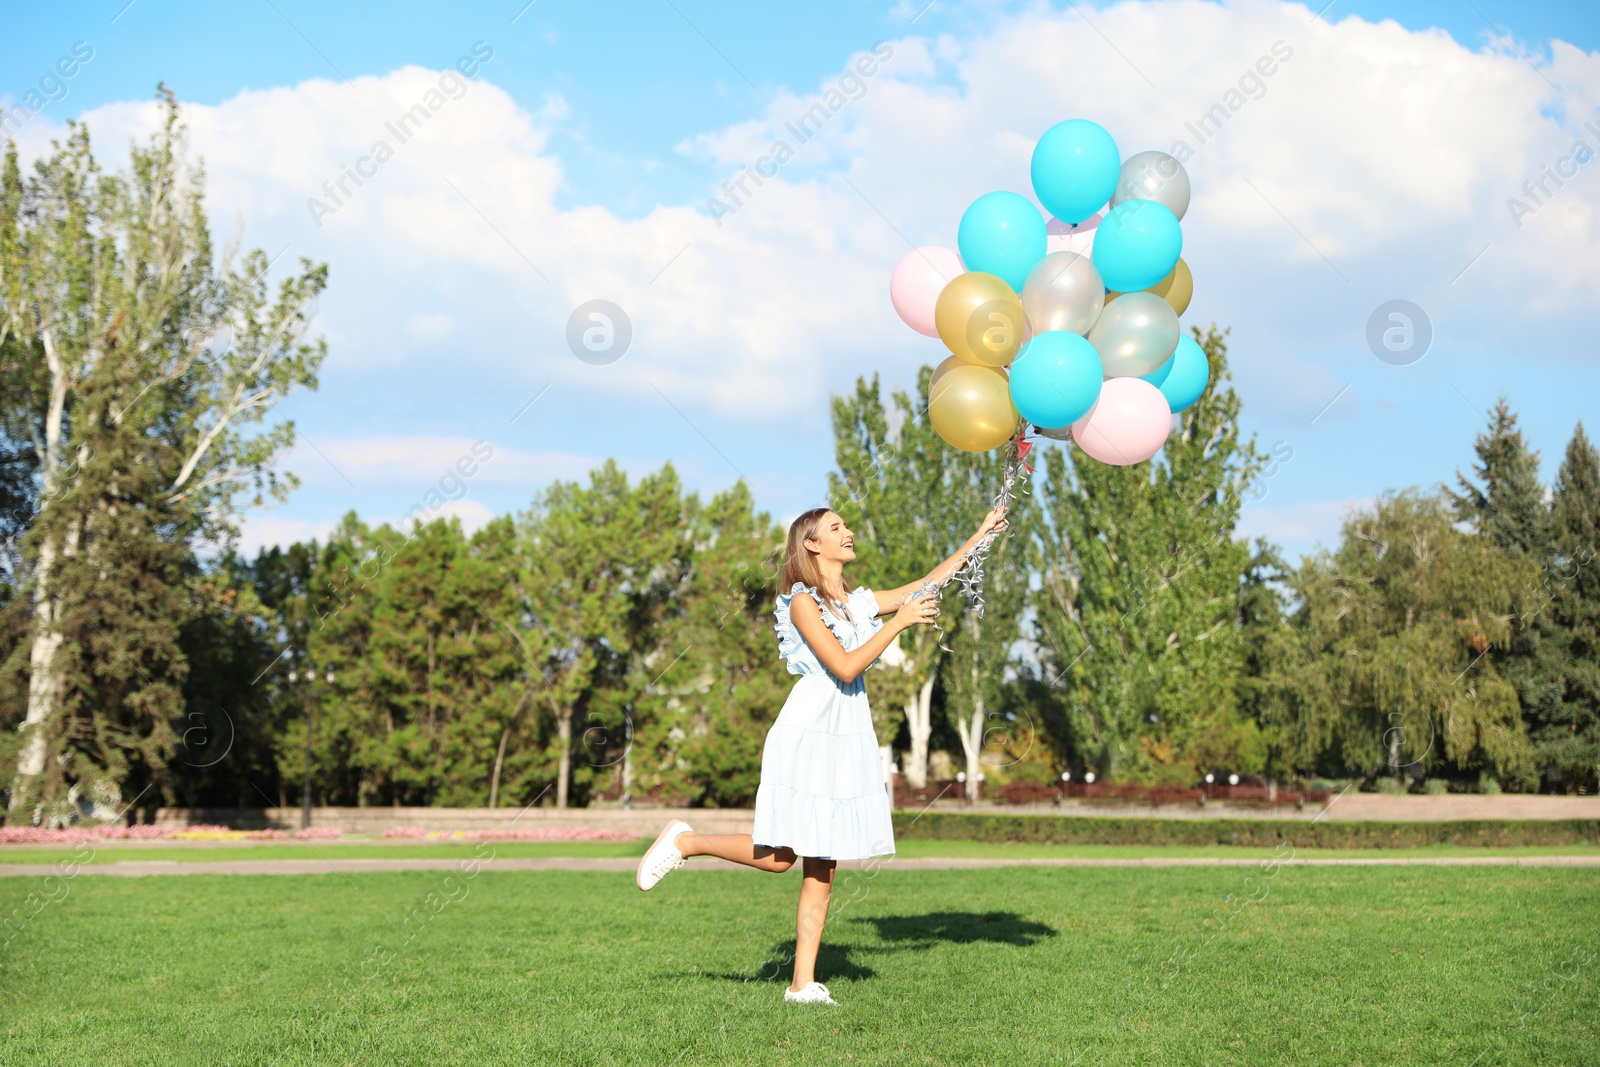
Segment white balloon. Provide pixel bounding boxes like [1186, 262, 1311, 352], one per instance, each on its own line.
[1020, 252, 1104, 337]
[1088, 292, 1180, 378]
[1110, 151, 1191, 221]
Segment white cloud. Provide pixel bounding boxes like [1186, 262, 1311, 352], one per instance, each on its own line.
[1237, 495, 1375, 556]
[234, 514, 343, 556]
[14, 2, 1600, 541]
[291, 434, 597, 487]
[27, 6, 1597, 428]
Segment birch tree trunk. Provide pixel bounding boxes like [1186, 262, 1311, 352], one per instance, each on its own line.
[13, 330, 70, 798]
[955, 616, 985, 802]
[903, 676, 935, 789]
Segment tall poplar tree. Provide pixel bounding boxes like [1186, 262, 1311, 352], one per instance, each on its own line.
[1033, 326, 1264, 782]
[0, 95, 325, 821]
[829, 369, 960, 788]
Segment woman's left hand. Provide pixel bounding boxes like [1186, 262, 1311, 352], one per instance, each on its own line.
[977, 505, 1008, 539]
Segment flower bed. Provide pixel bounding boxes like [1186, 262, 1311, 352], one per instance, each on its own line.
[380, 826, 637, 842]
[893, 779, 1332, 808]
[0, 824, 343, 844]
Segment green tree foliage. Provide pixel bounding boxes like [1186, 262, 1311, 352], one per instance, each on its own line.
[1450, 398, 1552, 558]
[1292, 491, 1536, 784]
[520, 462, 694, 809]
[1236, 538, 1311, 781]
[633, 481, 790, 808]
[0, 94, 325, 822]
[1033, 326, 1265, 783]
[1538, 423, 1600, 791]
[828, 369, 967, 787]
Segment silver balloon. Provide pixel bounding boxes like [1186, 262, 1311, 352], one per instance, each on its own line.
[1035, 422, 1073, 441]
[1087, 292, 1180, 378]
[1020, 252, 1104, 337]
[1110, 150, 1191, 221]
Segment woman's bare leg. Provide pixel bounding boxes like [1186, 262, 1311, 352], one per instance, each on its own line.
[677, 832, 796, 873]
[789, 857, 836, 992]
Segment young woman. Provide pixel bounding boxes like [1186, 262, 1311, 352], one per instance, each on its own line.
[635, 503, 1008, 1005]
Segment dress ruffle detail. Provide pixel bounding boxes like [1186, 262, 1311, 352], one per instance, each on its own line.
[773, 582, 857, 677]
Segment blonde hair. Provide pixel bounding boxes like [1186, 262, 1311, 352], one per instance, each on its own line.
[781, 507, 851, 614]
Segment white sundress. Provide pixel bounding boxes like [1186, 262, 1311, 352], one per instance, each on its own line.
[751, 582, 896, 861]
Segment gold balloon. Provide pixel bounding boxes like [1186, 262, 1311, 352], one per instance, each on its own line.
[929, 352, 986, 394]
[1106, 258, 1193, 316]
[934, 271, 1026, 367]
[1156, 258, 1193, 316]
[928, 364, 1018, 452]
[929, 353, 966, 394]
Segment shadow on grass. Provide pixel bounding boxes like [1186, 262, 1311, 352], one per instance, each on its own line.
[667, 911, 1055, 986]
[668, 940, 875, 985]
[851, 910, 1056, 950]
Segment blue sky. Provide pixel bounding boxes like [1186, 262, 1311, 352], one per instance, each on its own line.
[4, 0, 1598, 561]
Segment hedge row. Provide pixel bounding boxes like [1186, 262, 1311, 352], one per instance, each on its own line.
[889, 811, 1600, 849]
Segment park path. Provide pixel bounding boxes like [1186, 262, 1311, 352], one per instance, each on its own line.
[0, 855, 1596, 877]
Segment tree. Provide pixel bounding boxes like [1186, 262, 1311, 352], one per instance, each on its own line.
[828, 369, 960, 788]
[940, 449, 1035, 800]
[633, 481, 789, 807]
[1236, 538, 1312, 783]
[1537, 422, 1600, 791]
[1033, 325, 1264, 783]
[0, 94, 325, 820]
[1294, 491, 1535, 784]
[1450, 397, 1552, 559]
[520, 462, 690, 808]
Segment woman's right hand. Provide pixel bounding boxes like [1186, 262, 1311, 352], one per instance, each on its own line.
[893, 592, 939, 630]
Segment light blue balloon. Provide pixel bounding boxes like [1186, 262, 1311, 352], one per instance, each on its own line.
[1008, 331, 1104, 430]
[957, 191, 1047, 292]
[1031, 119, 1120, 225]
[1140, 353, 1175, 388]
[1158, 335, 1210, 412]
[1092, 199, 1182, 292]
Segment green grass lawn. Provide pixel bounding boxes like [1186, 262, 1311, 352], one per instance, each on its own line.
[0, 838, 1595, 866]
[1, 864, 1595, 1065]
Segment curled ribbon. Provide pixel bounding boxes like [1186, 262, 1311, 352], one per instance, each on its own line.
[909, 427, 1036, 652]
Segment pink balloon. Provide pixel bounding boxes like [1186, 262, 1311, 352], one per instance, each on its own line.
[1046, 213, 1102, 258]
[1070, 377, 1172, 466]
[890, 246, 964, 337]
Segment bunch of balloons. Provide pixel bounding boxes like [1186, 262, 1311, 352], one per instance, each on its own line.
[889, 119, 1210, 466]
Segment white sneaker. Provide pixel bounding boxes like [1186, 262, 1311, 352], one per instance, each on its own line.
[784, 982, 838, 1005]
[635, 818, 692, 891]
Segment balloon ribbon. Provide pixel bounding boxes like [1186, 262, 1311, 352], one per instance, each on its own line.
[914, 427, 1035, 652]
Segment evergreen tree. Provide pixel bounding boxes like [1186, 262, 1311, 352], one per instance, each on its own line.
[634, 481, 789, 808]
[1538, 423, 1600, 791]
[1450, 397, 1552, 558]
[1236, 538, 1313, 782]
[1449, 399, 1571, 789]
[518, 462, 690, 808]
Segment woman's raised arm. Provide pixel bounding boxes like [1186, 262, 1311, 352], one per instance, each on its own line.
[870, 505, 1009, 616]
